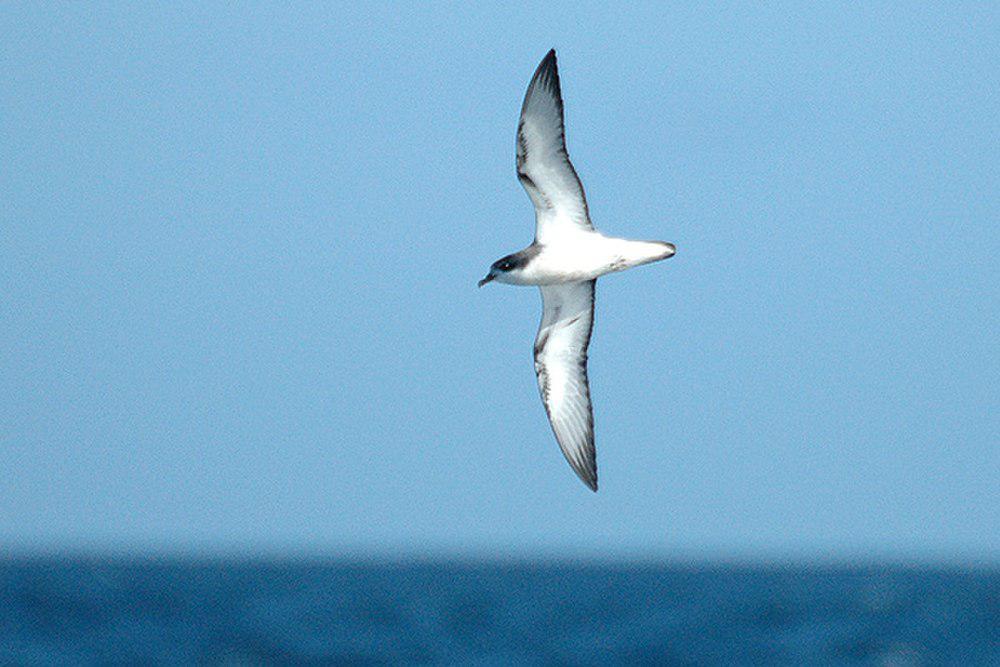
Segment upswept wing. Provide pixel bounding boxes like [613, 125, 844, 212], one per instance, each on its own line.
[517, 50, 593, 244]
[534, 280, 597, 491]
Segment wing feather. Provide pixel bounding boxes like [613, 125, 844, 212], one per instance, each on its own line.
[534, 280, 597, 491]
[517, 50, 593, 244]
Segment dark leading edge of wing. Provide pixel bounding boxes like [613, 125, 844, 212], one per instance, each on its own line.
[516, 50, 593, 241]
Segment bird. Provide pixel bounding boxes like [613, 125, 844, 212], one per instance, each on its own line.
[479, 49, 676, 492]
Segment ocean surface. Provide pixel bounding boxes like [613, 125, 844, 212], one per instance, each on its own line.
[1, 558, 997, 665]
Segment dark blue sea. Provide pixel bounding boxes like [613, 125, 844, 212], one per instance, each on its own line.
[1, 558, 997, 665]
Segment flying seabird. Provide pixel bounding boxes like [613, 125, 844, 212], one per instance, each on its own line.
[479, 50, 676, 492]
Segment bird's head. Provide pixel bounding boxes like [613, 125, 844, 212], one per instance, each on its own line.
[478, 248, 537, 287]
[478, 255, 516, 287]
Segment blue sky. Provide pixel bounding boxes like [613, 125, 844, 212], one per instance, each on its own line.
[2, 3, 997, 561]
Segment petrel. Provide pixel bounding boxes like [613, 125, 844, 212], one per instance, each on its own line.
[479, 50, 675, 492]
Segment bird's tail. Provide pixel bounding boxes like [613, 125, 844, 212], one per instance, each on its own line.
[618, 239, 676, 269]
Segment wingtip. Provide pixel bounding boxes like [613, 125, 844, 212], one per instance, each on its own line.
[529, 49, 561, 99]
[577, 469, 598, 492]
[566, 457, 598, 492]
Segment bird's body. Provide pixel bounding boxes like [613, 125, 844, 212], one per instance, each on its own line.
[480, 50, 675, 491]
[490, 234, 675, 286]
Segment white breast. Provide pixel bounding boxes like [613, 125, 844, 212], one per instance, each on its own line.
[516, 233, 673, 285]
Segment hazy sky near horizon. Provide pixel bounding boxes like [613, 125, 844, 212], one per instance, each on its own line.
[3, 3, 998, 561]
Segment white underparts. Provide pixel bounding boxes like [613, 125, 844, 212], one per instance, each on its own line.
[500, 233, 675, 286]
